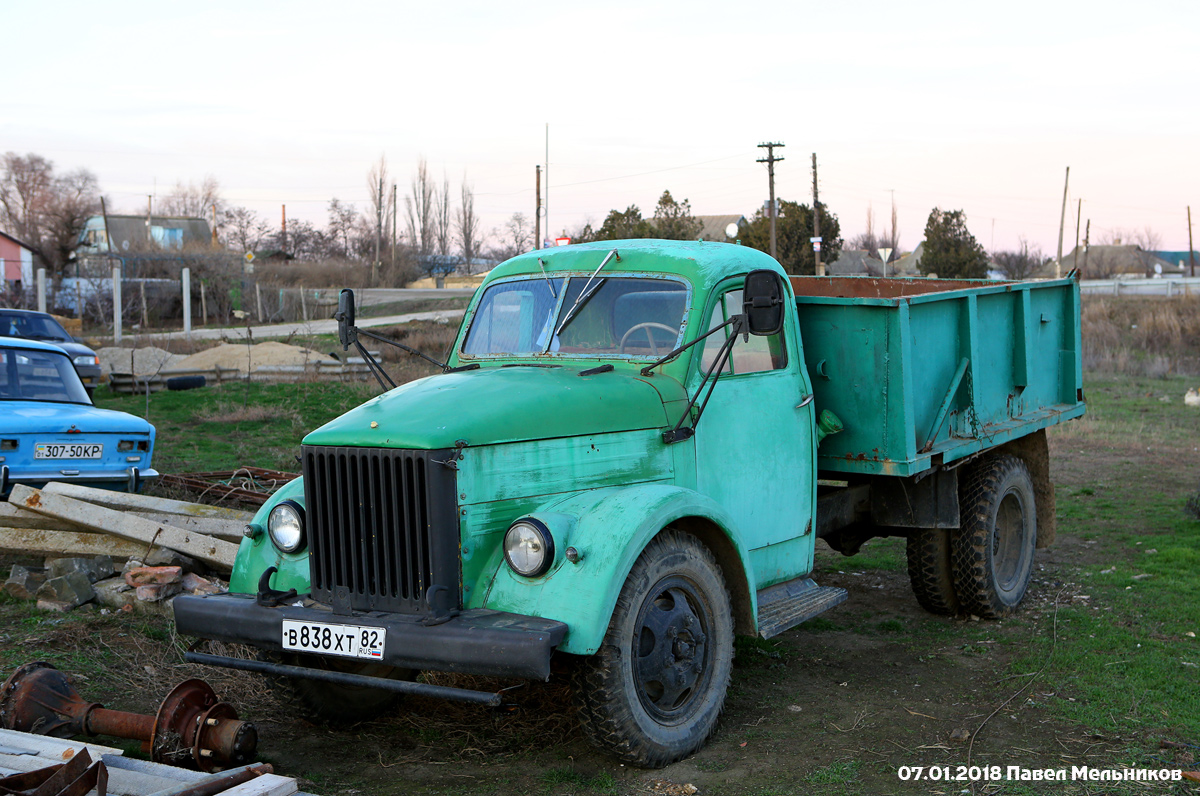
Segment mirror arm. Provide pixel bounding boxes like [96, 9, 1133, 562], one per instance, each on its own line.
[355, 326, 448, 371]
[353, 338, 397, 391]
[640, 316, 738, 377]
[662, 315, 745, 444]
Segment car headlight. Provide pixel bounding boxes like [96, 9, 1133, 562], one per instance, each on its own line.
[267, 500, 306, 553]
[503, 518, 554, 577]
[73, 355, 98, 366]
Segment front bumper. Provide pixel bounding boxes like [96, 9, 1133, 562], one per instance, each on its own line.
[174, 593, 569, 681]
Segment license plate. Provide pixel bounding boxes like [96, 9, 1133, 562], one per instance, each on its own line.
[281, 620, 385, 660]
[34, 443, 103, 459]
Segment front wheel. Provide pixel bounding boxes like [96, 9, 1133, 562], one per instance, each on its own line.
[952, 454, 1037, 618]
[572, 531, 733, 768]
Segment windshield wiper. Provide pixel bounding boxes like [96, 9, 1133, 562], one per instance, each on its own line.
[537, 258, 557, 298]
[554, 249, 619, 337]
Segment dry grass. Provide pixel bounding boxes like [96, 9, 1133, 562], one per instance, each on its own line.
[1082, 294, 1200, 375]
[195, 402, 301, 425]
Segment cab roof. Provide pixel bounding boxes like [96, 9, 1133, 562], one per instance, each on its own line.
[489, 239, 784, 295]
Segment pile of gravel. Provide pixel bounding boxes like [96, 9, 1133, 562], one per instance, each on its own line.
[97, 346, 188, 376]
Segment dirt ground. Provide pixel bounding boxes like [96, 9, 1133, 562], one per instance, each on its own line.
[3, 387, 1198, 795]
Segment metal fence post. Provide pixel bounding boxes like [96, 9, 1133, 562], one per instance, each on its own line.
[182, 267, 192, 335]
[112, 266, 122, 344]
[36, 268, 46, 313]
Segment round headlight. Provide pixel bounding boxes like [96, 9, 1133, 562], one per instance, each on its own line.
[267, 500, 305, 553]
[503, 518, 554, 577]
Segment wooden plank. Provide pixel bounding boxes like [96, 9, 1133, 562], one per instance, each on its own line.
[9, 486, 238, 570]
[0, 527, 149, 559]
[220, 773, 299, 796]
[0, 754, 191, 796]
[38, 482, 255, 522]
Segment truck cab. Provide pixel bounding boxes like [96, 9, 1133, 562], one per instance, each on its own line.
[175, 239, 1084, 767]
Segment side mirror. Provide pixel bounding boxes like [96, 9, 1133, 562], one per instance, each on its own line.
[335, 289, 356, 350]
[742, 269, 785, 336]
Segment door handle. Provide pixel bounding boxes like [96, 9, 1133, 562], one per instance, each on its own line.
[795, 394, 814, 409]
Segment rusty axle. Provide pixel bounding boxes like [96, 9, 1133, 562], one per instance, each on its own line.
[0, 662, 257, 773]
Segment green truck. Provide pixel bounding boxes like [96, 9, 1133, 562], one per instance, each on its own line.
[175, 240, 1085, 766]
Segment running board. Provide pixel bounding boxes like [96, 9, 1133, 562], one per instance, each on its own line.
[755, 577, 848, 639]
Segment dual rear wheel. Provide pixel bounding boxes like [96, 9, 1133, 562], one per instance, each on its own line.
[906, 454, 1038, 619]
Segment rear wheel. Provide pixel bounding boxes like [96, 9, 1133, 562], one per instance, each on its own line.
[273, 653, 416, 724]
[952, 455, 1037, 618]
[572, 531, 733, 768]
[906, 527, 959, 615]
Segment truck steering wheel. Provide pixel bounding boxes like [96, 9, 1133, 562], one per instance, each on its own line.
[619, 322, 678, 355]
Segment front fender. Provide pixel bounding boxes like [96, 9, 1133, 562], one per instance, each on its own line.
[478, 483, 756, 655]
[228, 477, 311, 595]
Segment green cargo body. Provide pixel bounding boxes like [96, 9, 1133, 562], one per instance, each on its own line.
[792, 276, 1084, 478]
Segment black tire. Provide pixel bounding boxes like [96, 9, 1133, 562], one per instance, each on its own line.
[952, 454, 1037, 619]
[906, 527, 960, 616]
[166, 375, 206, 391]
[572, 530, 733, 768]
[273, 652, 416, 724]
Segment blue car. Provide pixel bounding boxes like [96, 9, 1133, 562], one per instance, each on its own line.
[0, 336, 157, 497]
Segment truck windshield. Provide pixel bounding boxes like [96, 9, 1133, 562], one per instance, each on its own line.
[462, 276, 688, 358]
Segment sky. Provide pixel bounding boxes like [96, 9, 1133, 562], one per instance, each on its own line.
[5, 0, 1198, 256]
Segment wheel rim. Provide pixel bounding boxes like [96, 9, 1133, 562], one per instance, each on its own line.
[632, 575, 714, 724]
[992, 490, 1029, 592]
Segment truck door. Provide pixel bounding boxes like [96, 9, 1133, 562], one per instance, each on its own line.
[691, 283, 817, 560]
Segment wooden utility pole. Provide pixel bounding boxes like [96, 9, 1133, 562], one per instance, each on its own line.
[281, 205, 287, 254]
[211, 203, 218, 246]
[374, 177, 383, 274]
[391, 184, 398, 266]
[1081, 219, 1091, 277]
[1189, 206, 1195, 277]
[1073, 198, 1081, 263]
[757, 142, 785, 260]
[535, 165, 542, 250]
[1056, 166, 1069, 277]
[812, 152, 823, 276]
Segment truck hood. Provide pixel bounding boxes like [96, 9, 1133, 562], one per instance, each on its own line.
[4, 402, 153, 434]
[303, 365, 672, 449]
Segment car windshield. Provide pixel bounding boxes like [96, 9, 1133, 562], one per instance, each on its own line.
[0, 312, 71, 342]
[462, 276, 688, 358]
[0, 347, 91, 404]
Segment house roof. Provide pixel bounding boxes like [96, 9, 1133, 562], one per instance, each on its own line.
[1153, 250, 1200, 269]
[1057, 244, 1178, 277]
[0, 229, 36, 252]
[693, 215, 746, 242]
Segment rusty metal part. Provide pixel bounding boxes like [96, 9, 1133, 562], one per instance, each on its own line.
[0, 747, 107, 796]
[0, 662, 256, 773]
[158, 468, 299, 507]
[144, 763, 273, 796]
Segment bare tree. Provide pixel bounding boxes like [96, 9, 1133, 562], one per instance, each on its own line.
[1132, 226, 1163, 276]
[489, 213, 533, 261]
[366, 156, 393, 271]
[405, 157, 435, 257]
[159, 176, 224, 218]
[0, 152, 54, 245]
[434, 172, 453, 256]
[221, 206, 270, 253]
[882, 202, 901, 260]
[847, 205, 878, 255]
[43, 168, 102, 268]
[455, 177, 482, 273]
[326, 198, 358, 258]
[992, 238, 1045, 280]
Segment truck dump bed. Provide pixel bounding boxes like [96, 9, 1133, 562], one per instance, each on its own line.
[793, 276, 1084, 477]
